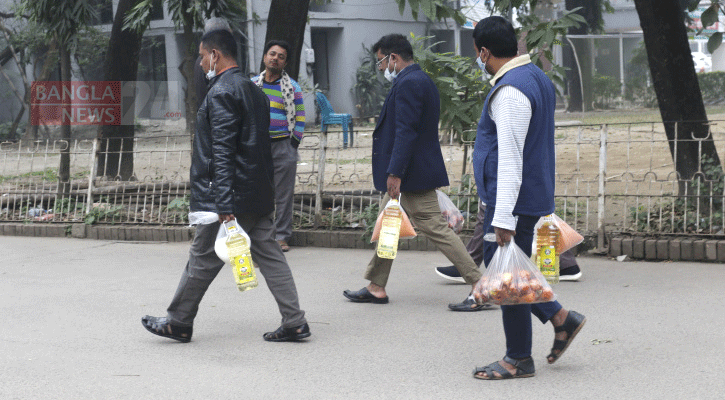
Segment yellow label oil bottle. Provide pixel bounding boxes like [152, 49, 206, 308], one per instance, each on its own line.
[225, 222, 258, 292]
[376, 199, 402, 259]
[536, 214, 560, 284]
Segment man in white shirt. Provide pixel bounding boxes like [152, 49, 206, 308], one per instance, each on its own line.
[470, 16, 586, 380]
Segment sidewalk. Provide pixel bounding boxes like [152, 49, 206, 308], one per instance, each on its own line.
[1, 236, 723, 399]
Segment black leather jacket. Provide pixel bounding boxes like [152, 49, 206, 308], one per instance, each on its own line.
[190, 67, 275, 216]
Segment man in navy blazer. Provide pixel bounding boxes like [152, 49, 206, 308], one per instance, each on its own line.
[343, 34, 487, 310]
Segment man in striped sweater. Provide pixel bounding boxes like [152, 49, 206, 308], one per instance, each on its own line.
[253, 40, 305, 252]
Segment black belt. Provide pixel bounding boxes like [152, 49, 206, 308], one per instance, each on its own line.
[270, 135, 291, 142]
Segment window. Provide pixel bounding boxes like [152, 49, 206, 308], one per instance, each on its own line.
[150, 0, 164, 21]
[137, 36, 167, 83]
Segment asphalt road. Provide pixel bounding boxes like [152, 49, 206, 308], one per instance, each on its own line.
[1, 236, 724, 399]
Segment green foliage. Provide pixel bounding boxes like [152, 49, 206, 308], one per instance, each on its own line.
[630, 154, 725, 233]
[84, 204, 123, 225]
[592, 73, 620, 109]
[360, 201, 380, 243]
[166, 195, 190, 223]
[0, 121, 26, 140]
[54, 197, 83, 215]
[410, 34, 489, 142]
[124, 0, 246, 34]
[352, 44, 390, 118]
[696, 71, 725, 102]
[394, 0, 466, 25]
[687, 1, 725, 53]
[624, 41, 657, 107]
[73, 27, 110, 80]
[21, 0, 95, 49]
[481, 2, 585, 89]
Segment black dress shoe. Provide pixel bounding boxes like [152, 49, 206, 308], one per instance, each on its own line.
[448, 294, 493, 312]
[141, 315, 193, 342]
[343, 287, 389, 304]
[263, 323, 312, 342]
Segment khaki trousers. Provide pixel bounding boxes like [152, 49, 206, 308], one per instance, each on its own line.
[364, 190, 482, 287]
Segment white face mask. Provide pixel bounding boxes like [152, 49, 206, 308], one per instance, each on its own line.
[476, 52, 489, 80]
[384, 61, 398, 82]
[206, 53, 217, 80]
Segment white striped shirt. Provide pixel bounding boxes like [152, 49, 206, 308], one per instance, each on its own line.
[489, 84, 532, 231]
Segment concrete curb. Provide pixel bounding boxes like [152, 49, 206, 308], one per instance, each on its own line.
[3, 222, 725, 262]
[607, 235, 725, 262]
[0, 222, 470, 251]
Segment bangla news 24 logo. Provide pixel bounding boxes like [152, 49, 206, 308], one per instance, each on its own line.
[30, 81, 182, 126]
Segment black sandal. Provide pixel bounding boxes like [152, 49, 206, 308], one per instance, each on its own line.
[473, 356, 535, 380]
[141, 315, 193, 343]
[547, 310, 586, 364]
[263, 323, 311, 342]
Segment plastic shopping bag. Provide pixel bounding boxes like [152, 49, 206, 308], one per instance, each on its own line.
[214, 219, 244, 263]
[370, 199, 417, 243]
[188, 211, 219, 226]
[552, 214, 584, 253]
[436, 190, 464, 233]
[473, 241, 556, 305]
[532, 213, 584, 255]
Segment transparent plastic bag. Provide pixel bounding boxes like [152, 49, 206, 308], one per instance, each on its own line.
[436, 190, 464, 233]
[188, 211, 218, 226]
[473, 241, 557, 305]
[214, 219, 248, 263]
[370, 199, 417, 243]
[531, 213, 584, 255]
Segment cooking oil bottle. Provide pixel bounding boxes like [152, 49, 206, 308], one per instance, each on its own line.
[225, 221, 258, 292]
[376, 199, 402, 259]
[536, 214, 560, 284]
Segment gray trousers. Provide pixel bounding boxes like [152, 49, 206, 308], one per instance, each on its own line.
[166, 213, 306, 329]
[271, 140, 298, 243]
[365, 190, 482, 287]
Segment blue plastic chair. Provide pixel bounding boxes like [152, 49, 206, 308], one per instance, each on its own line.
[316, 91, 354, 148]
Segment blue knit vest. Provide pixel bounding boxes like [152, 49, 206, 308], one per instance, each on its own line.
[472, 63, 556, 216]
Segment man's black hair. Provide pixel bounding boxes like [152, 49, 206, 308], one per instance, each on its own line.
[472, 16, 518, 58]
[264, 40, 291, 57]
[201, 29, 237, 59]
[372, 34, 414, 61]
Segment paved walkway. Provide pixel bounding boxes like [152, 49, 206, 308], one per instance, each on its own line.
[1, 236, 723, 399]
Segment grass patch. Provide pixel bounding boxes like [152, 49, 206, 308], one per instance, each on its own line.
[556, 105, 725, 126]
[0, 168, 90, 184]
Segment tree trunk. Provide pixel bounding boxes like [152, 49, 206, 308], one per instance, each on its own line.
[96, 0, 145, 181]
[28, 39, 58, 139]
[58, 45, 72, 197]
[633, 0, 723, 196]
[180, 12, 197, 141]
[261, 0, 311, 80]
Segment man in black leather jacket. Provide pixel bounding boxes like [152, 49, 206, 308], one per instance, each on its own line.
[141, 30, 310, 343]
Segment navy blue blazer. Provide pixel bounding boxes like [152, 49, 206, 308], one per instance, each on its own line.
[372, 63, 450, 193]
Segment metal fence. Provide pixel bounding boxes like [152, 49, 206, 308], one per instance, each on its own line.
[3, 121, 725, 243]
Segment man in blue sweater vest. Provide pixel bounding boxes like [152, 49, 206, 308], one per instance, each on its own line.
[470, 16, 586, 379]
